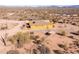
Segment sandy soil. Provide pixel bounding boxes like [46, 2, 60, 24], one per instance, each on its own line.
[0, 19, 79, 54]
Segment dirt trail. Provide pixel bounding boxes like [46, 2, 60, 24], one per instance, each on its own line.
[0, 19, 25, 39]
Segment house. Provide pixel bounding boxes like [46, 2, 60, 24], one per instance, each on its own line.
[25, 20, 54, 30]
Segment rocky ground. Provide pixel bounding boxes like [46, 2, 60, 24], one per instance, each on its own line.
[0, 18, 79, 54]
[0, 7, 79, 54]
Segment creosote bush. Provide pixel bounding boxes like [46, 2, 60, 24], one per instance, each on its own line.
[8, 31, 31, 48]
[7, 50, 19, 54]
[58, 44, 65, 48]
[53, 50, 65, 54]
[56, 30, 66, 36]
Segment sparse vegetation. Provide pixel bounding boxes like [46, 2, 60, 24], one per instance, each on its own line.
[67, 36, 74, 39]
[56, 30, 66, 36]
[58, 44, 65, 48]
[0, 7, 79, 54]
[53, 50, 65, 54]
[0, 24, 7, 30]
[36, 44, 50, 54]
[70, 32, 79, 35]
[32, 49, 39, 54]
[8, 31, 31, 48]
[73, 40, 79, 48]
[7, 50, 19, 54]
[45, 32, 51, 36]
[76, 50, 79, 53]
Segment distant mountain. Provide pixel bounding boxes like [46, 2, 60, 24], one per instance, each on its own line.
[61, 5, 79, 8]
[0, 5, 79, 8]
[40, 5, 79, 8]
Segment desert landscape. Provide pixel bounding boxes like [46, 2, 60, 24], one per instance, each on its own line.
[0, 6, 79, 54]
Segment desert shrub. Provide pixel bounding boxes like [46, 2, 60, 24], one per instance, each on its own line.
[8, 31, 31, 48]
[32, 38, 51, 54]
[45, 32, 51, 36]
[31, 36, 41, 45]
[57, 44, 68, 52]
[29, 32, 35, 40]
[35, 35, 40, 39]
[32, 49, 39, 54]
[58, 20, 64, 23]
[58, 44, 65, 48]
[76, 50, 79, 53]
[7, 50, 19, 54]
[73, 40, 79, 48]
[67, 36, 74, 39]
[53, 50, 65, 54]
[0, 24, 8, 30]
[77, 30, 79, 35]
[30, 32, 34, 35]
[70, 32, 79, 35]
[3, 16, 8, 19]
[37, 44, 50, 54]
[33, 40, 41, 44]
[71, 22, 76, 25]
[18, 18, 23, 21]
[56, 30, 66, 36]
[30, 35, 39, 41]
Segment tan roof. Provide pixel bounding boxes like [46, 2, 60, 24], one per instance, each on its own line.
[30, 20, 50, 26]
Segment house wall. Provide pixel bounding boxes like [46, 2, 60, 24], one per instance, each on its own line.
[30, 23, 54, 30]
[25, 20, 54, 30]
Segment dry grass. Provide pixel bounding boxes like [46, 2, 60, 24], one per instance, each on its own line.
[8, 31, 31, 48]
[56, 30, 66, 36]
[7, 50, 19, 54]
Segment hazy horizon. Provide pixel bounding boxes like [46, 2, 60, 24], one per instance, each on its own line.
[0, 0, 79, 6]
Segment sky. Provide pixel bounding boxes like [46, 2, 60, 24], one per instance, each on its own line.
[0, 0, 79, 6]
